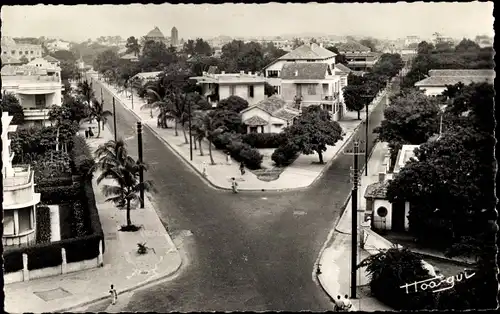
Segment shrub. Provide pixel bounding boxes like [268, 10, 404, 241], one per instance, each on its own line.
[212, 132, 241, 150]
[3, 251, 24, 273]
[59, 203, 73, 239]
[239, 147, 264, 170]
[32, 151, 72, 181]
[36, 205, 52, 244]
[26, 244, 63, 270]
[70, 135, 95, 179]
[226, 140, 248, 159]
[37, 183, 81, 204]
[242, 133, 287, 148]
[272, 144, 300, 166]
[65, 235, 101, 263]
[82, 178, 105, 252]
[36, 176, 73, 188]
[72, 201, 88, 237]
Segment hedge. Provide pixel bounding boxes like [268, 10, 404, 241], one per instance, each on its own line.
[213, 132, 263, 170]
[272, 144, 300, 166]
[3, 179, 105, 272]
[70, 135, 95, 179]
[36, 205, 52, 244]
[36, 183, 81, 204]
[36, 176, 73, 188]
[242, 133, 288, 149]
[71, 201, 88, 237]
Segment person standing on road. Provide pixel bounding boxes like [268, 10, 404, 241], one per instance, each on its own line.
[231, 177, 238, 194]
[239, 162, 245, 176]
[344, 294, 353, 311]
[109, 284, 118, 305]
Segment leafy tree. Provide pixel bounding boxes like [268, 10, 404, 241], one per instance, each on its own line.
[264, 82, 276, 97]
[194, 38, 212, 56]
[358, 247, 438, 310]
[217, 95, 249, 113]
[1, 92, 25, 124]
[283, 105, 343, 163]
[95, 139, 153, 228]
[359, 38, 377, 52]
[454, 38, 481, 52]
[77, 80, 94, 105]
[210, 108, 242, 134]
[93, 49, 120, 75]
[325, 46, 348, 65]
[343, 83, 367, 120]
[139, 40, 176, 72]
[87, 98, 113, 138]
[125, 36, 141, 56]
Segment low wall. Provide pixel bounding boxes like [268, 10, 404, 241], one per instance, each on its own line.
[360, 226, 395, 255]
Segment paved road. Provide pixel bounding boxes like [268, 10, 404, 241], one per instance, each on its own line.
[83, 77, 388, 312]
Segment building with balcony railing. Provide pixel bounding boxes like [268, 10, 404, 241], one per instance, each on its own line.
[1, 64, 62, 127]
[2, 112, 41, 246]
[279, 62, 345, 121]
[190, 71, 266, 107]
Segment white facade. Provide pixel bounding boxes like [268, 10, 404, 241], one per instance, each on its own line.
[2, 112, 41, 246]
[240, 107, 293, 134]
[46, 40, 71, 51]
[371, 199, 410, 231]
[1, 37, 43, 62]
[28, 57, 60, 69]
[417, 86, 448, 97]
[2, 65, 63, 127]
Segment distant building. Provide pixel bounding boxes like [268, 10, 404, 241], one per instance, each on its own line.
[240, 95, 300, 134]
[404, 36, 421, 47]
[171, 27, 179, 47]
[1, 55, 23, 66]
[475, 35, 493, 48]
[1, 36, 43, 62]
[414, 69, 495, 96]
[1, 63, 63, 126]
[45, 39, 71, 52]
[335, 41, 380, 72]
[28, 56, 60, 68]
[2, 112, 41, 246]
[144, 26, 168, 45]
[190, 71, 266, 107]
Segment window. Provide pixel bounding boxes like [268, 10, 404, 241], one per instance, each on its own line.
[3, 51, 7, 54]
[229, 85, 235, 96]
[272, 123, 283, 128]
[35, 94, 46, 107]
[307, 84, 316, 95]
[249, 126, 258, 133]
[4, 211, 14, 235]
[11, 50, 16, 54]
[248, 85, 254, 98]
[18, 207, 32, 234]
[273, 85, 281, 95]
[267, 70, 279, 78]
[30, 51, 34, 54]
[377, 206, 388, 218]
[25, 51, 29, 55]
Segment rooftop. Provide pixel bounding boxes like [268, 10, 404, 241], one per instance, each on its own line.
[279, 43, 336, 60]
[280, 63, 330, 80]
[364, 181, 390, 200]
[393, 144, 420, 174]
[43, 55, 60, 63]
[428, 69, 495, 77]
[336, 41, 371, 53]
[145, 26, 165, 39]
[243, 95, 300, 121]
[334, 63, 352, 73]
[191, 71, 266, 84]
[244, 115, 269, 126]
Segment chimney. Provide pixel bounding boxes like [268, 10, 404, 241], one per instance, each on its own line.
[378, 172, 385, 183]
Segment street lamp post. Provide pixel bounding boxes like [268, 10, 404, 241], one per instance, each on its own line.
[136, 121, 144, 209]
[112, 97, 117, 142]
[188, 99, 193, 161]
[360, 94, 373, 176]
[131, 85, 134, 110]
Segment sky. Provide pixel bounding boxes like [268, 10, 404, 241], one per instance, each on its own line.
[1, 2, 495, 42]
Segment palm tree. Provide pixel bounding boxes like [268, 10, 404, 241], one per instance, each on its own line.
[88, 98, 113, 137]
[95, 139, 153, 228]
[195, 111, 225, 165]
[164, 91, 190, 140]
[77, 80, 94, 105]
[141, 86, 174, 128]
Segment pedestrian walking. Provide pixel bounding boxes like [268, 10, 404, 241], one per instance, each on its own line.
[109, 284, 118, 305]
[226, 153, 232, 165]
[239, 162, 245, 176]
[202, 161, 207, 177]
[231, 177, 238, 194]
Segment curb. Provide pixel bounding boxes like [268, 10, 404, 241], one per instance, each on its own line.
[100, 78, 382, 193]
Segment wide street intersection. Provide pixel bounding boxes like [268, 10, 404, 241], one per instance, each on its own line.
[87, 79, 386, 311]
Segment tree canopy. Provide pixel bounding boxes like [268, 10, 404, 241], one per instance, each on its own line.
[1, 92, 25, 125]
[217, 95, 249, 113]
[125, 36, 141, 56]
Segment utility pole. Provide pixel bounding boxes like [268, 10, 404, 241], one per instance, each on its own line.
[344, 139, 365, 299]
[131, 85, 134, 110]
[100, 88, 103, 105]
[136, 121, 144, 209]
[112, 97, 117, 142]
[188, 99, 193, 161]
[360, 95, 373, 176]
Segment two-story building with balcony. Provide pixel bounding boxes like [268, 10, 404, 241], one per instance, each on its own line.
[262, 43, 338, 96]
[1, 64, 63, 126]
[2, 112, 41, 246]
[190, 71, 266, 107]
[279, 62, 345, 121]
[336, 41, 380, 72]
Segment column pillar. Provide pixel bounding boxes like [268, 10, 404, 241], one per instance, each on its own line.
[61, 248, 67, 274]
[22, 253, 29, 281]
[98, 239, 104, 266]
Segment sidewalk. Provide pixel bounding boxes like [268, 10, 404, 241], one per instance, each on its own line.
[89, 74, 389, 191]
[4, 123, 182, 313]
[316, 141, 394, 312]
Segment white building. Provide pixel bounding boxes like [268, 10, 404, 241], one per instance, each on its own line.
[415, 69, 495, 96]
[2, 112, 41, 246]
[1, 36, 43, 62]
[240, 95, 300, 134]
[190, 71, 266, 107]
[45, 39, 71, 52]
[1, 64, 63, 126]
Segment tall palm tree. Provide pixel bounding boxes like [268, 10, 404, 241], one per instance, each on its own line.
[77, 80, 94, 105]
[95, 139, 153, 228]
[88, 98, 113, 137]
[141, 87, 174, 128]
[196, 110, 225, 165]
[164, 91, 189, 140]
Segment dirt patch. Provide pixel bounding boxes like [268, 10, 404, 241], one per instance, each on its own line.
[251, 168, 285, 182]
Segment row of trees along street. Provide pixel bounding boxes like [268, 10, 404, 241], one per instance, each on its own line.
[361, 37, 496, 310]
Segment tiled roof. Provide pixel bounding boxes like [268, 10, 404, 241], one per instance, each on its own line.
[145, 26, 165, 39]
[43, 55, 59, 62]
[279, 43, 336, 60]
[280, 63, 329, 80]
[364, 181, 390, 200]
[255, 95, 287, 114]
[428, 69, 495, 77]
[273, 108, 299, 121]
[1, 55, 22, 65]
[415, 76, 494, 87]
[336, 41, 371, 53]
[334, 63, 352, 73]
[244, 115, 269, 126]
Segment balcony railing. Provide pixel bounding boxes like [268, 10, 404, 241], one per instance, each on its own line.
[4, 165, 32, 188]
